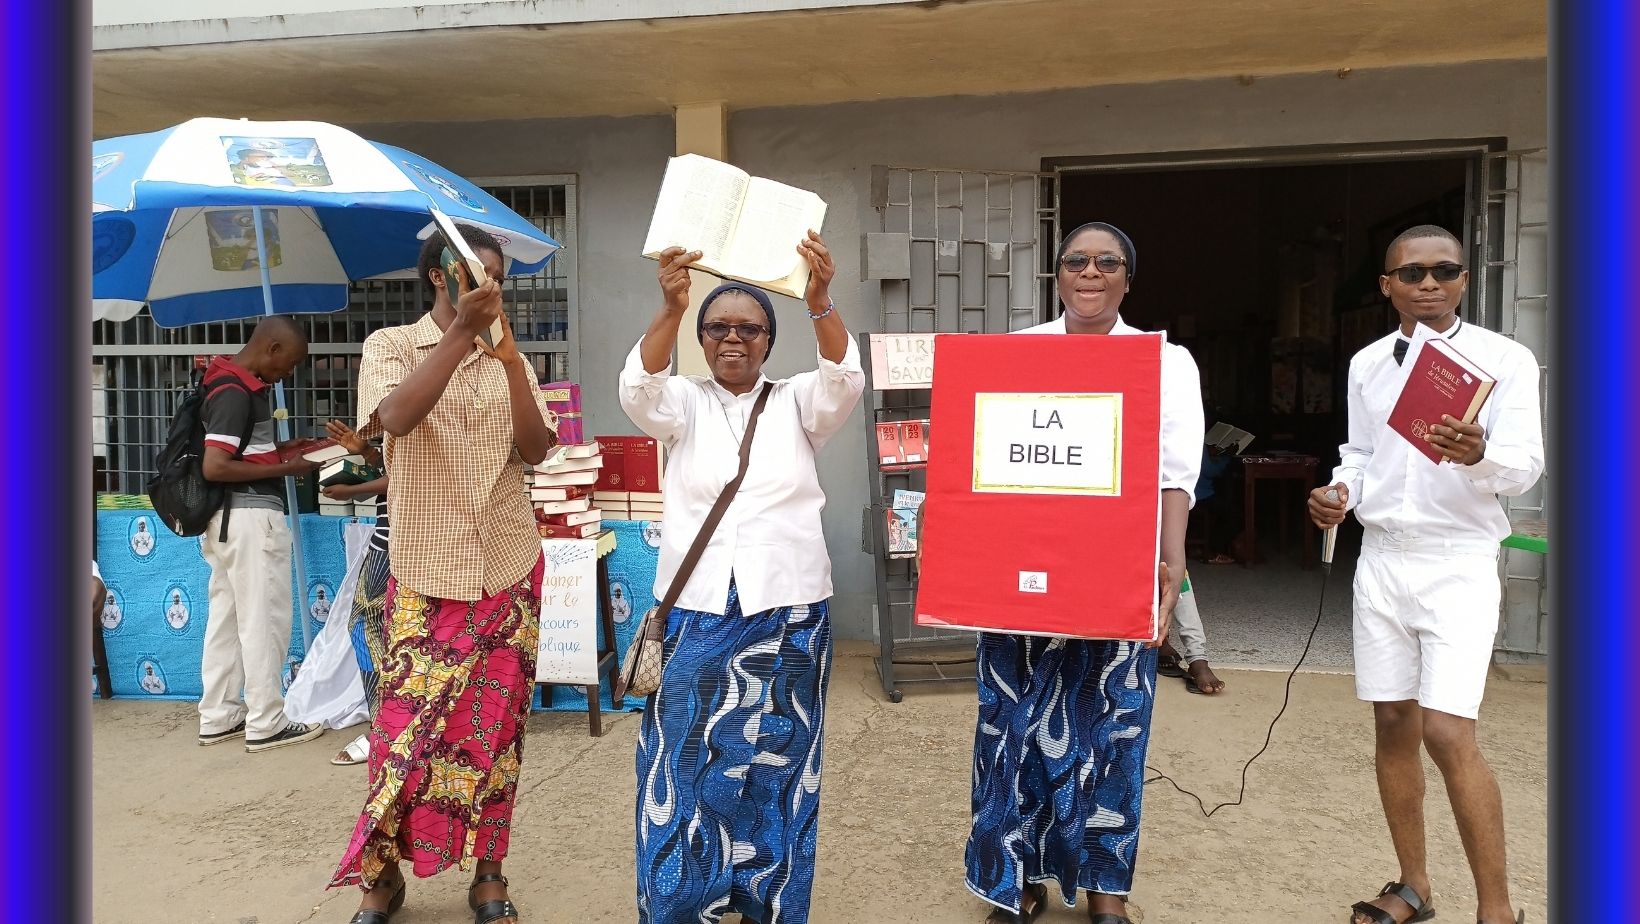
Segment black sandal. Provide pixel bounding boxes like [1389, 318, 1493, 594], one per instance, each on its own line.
[1087, 890, 1132, 923]
[347, 875, 406, 924]
[1349, 881, 1435, 924]
[469, 873, 518, 924]
[986, 883, 1047, 923]
[1157, 654, 1187, 678]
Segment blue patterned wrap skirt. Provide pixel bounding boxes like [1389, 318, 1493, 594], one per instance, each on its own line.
[635, 581, 832, 924]
[966, 633, 1158, 912]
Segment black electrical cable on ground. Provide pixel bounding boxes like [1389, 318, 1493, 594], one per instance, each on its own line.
[1142, 562, 1333, 818]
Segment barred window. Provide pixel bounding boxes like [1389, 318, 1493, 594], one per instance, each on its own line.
[92, 177, 578, 494]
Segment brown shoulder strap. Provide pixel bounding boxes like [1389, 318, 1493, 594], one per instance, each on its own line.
[654, 381, 775, 617]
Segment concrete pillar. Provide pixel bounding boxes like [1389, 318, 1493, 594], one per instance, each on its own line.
[672, 102, 728, 377]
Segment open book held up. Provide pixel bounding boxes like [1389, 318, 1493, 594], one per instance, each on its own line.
[641, 153, 828, 300]
[1204, 421, 1255, 454]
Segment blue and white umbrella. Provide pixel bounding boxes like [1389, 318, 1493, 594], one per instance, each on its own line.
[91, 117, 563, 654]
[92, 117, 561, 326]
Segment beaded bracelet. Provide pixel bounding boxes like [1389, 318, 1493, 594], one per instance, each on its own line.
[807, 301, 835, 321]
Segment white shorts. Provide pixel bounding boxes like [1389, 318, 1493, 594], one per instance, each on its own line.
[1352, 533, 1501, 719]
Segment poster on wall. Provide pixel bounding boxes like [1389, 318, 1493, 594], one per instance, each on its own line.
[535, 538, 600, 685]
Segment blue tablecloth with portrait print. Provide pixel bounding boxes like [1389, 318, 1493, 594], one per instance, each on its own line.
[93, 510, 355, 700]
[93, 509, 665, 713]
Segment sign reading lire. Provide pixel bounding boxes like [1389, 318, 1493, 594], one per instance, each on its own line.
[971, 393, 1122, 495]
[868, 333, 936, 390]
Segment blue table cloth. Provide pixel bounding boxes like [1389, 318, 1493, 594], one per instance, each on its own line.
[93, 510, 666, 714]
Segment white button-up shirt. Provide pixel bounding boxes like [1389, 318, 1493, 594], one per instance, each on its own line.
[1332, 321, 1544, 543]
[1016, 314, 1205, 503]
[619, 337, 866, 616]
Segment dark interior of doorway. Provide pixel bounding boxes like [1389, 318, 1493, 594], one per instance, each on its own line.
[1058, 157, 1468, 571]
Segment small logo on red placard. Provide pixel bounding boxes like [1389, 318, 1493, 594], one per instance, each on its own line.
[1410, 418, 1429, 439]
[1018, 571, 1048, 594]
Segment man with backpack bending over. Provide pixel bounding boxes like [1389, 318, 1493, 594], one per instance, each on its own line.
[196, 316, 326, 753]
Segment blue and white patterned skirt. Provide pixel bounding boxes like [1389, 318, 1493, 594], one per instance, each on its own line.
[966, 633, 1157, 912]
[635, 582, 831, 924]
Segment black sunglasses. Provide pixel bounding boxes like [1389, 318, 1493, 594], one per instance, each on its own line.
[1059, 252, 1126, 274]
[1389, 262, 1465, 285]
[703, 321, 768, 341]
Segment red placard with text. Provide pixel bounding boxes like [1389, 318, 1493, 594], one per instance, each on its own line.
[915, 332, 1163, 640]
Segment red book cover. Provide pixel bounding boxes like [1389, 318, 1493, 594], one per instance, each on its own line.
[593, 435, 628, 493]
[1387, 338, 1496, 464]
[538, 522, 600, 539]
[900, 419, 929, 464]
[541, 508, 602, 527]
[875, 422, 905, 468]
[915, 332, 1163, 641]
[624, 436, 663, 493]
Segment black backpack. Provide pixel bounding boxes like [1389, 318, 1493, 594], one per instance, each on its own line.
[147, 371, 254, 539]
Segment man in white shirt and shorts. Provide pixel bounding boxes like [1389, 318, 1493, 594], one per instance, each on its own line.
[1310, 225, 1542, 924]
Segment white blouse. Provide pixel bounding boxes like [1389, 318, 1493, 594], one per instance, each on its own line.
[1333, 322, 1544, 543]
[618, 337, 866, 616]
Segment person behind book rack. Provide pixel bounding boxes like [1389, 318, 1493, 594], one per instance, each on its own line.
[1309, 225, 1542, 924]
[328, 223, 559, 924]
[619, 232, 865, 924]
[316, 418, 390, 768]
[961, 222, 1204, 924]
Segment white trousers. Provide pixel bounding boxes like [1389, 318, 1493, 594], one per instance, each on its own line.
[1353, 531, 1501, 720]
[198, 507, 293, 738]
[1168, 578, 1208, 664]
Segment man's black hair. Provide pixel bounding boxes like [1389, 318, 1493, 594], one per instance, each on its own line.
[1384, 224, 1463, 270]
[417, 223, 504, 293]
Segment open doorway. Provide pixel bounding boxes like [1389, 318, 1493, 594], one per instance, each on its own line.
[1055, 154, 1473, 669]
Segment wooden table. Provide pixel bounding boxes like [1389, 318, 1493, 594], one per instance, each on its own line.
[537, 529, 622, 737]
[1240, 454, 1320, 569]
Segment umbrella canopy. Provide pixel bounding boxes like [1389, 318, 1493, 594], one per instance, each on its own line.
[92, 118, 560, 327]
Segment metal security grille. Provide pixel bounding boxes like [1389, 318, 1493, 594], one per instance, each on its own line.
[1474, 150, 1550, 657]
[872, 166, 1056, 335]
[91, 177, 578, 494]
[865, 166, 1055, 658]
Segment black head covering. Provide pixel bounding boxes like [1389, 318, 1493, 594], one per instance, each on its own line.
[696, 283, 777, 357]
[1058, 221, 1137, 282]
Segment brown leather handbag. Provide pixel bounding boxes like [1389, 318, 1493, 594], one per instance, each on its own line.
[615, 382, 774, 701]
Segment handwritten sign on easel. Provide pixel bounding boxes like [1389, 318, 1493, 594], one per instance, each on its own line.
[535, 538, 599, 684]
[868, 333, 937, 390]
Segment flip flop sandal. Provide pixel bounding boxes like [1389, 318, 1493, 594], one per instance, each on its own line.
[331, 734, 370, 766]
[1349, 881, 1435, 924]
[1157, 657, 1187, 679]
[1184, 675, 1224, 695]
[986, 883, 1048, 923]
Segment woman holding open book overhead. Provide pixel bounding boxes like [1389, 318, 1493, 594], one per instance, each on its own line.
[619, 231, 864, 924]
[963, 222, 1203, 924]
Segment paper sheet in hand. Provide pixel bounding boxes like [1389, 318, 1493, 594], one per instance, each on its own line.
[429, 208, 504, 348]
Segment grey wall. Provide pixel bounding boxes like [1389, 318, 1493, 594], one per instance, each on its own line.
[363, 58, 1548, 640]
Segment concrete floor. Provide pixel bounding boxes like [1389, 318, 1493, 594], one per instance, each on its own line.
[92, 636, 1548, 924]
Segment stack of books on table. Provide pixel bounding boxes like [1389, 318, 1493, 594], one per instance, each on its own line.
[592, 435, 664, 522]
[316, 455, 382, 518]
[531, 442, 604, 538]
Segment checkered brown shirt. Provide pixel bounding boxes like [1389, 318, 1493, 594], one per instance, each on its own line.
[358, 313, 556, 602]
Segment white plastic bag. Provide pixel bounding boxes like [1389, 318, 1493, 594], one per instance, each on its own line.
[284, 522, 374, 729]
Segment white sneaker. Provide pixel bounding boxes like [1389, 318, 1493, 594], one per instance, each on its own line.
[245, 722, 324, 753]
